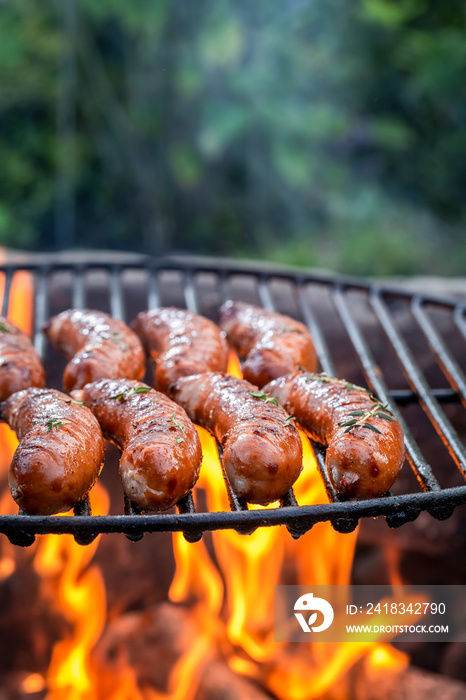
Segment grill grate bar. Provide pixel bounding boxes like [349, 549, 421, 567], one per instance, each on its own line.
[33, 268, 49, 361]
[214, 440, 257, 535]
[176, 492, 202, 542]
[311, 441, 339, 501]
[184, 270, 199, 314]
[109, 265, 124, 321]
[4, 483, 466, 542]
[453, 304, 466, 345]
[72, 265, 86, 309]
[371, 290, 466, 479]
[147, 266, 161, 309]
[391, 388, 459, 404]
[412, 297, 466, 407]
[296, 282, 336, 376]
[1, 268, 13, 318]
[332, 285, 439, 493]
[257, 276, 275, 312]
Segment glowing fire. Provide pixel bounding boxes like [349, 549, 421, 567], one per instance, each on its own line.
[0, 264, 409, 699]
[32, 484, 109, 700]
[165, 352, 408, 700]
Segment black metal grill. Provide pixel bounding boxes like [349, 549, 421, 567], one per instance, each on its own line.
[1, 255, 466, 547]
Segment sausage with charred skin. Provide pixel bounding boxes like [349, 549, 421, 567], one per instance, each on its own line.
[263, 371, 405, 499]
[73, 379, 202, 511]
[3, 388, 105, 515]
[131, 307, 229, 395]
[171, 372, 303, 505]
[43, 309, 145, 392]
[219, 300, 317, 388]
[0, 317, 45, 401]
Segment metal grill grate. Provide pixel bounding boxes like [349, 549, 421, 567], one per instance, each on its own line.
[1, 255, 466, 547]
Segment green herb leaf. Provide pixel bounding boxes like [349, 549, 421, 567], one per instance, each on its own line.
[111, 386, 151, 401]
[338, 419, 358, 428]
[125, 386, 151, 398]
[365, 423, 382, 434]
[284, 415, 295, 426]
[65, 399, 87, 405]
[0, 323, 10, 333]
[169, 412, 185, 432]
[376, 412, 395, 421]
[249, 391, 279, 406]
[176, 436, 184, 444]
[347, 410, 367, 417]
[46, 420, 70, 431]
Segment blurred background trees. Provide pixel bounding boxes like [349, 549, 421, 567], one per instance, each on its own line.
[0, 0, 465, 275]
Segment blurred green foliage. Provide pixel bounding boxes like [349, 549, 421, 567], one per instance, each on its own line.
[0, 0, 466, 275]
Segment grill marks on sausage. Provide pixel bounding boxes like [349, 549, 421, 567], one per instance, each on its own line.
[2, 388, 105, 515]
[76, 379, 202, 512]
[43, 309, 145, 392]
[219, 300, 317, 388]
[264, 371, 405, 499]
[131, 308, 229, 395]
[171, 372, 303, 505]
[0, 317, 45, 401]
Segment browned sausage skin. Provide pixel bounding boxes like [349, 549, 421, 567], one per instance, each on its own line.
[74, 379, 202, 511]
[219, 301, 317, 388]
[2, 388, 105, 515]
[171, 372, 303, 505]
[0, 317, 44, 401]
[43, 309, 145, 392]
[131, 308, 229, 395]
[263, 371, 405, 499]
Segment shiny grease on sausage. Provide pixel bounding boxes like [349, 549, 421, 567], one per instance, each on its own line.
[263, 371, 405, 499]
[131, 307, 229, 395]
[3, 388, 104, 515]
[171, 372, 303, 505]
[75, 379, 202, 511]
[219, 300, 317, 388]
[43, 309, 145, 392]
[0, 317, 45, 401]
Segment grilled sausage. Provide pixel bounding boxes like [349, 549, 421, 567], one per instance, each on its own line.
[43, 309, 145, 392]
[171, 372, 303, 505]
[0, 317, 45, 401]
[263, 371, 405, 499]
[131, 308, 229, 395]
[219, 301, 317, 388]
[74, 379, 202, 511]
[2, 388, 105, 515]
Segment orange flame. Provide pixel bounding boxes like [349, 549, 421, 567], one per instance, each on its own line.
[33, 485, 109, 700]
[164, 352, 409, 699]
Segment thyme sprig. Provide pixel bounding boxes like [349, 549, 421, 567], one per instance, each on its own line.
[338, 401, 395, 435]
[284, 415, 295, 426]
[65, 399, 87, 406]
[111, 386, 151, 401]
[46, 420, 70, 431]
[310, 372, 369, 395]
[169, 412, 185, 442]
[249, 391, 279, 406]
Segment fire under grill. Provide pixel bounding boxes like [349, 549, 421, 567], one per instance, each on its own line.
[1, 255, 466, 547]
